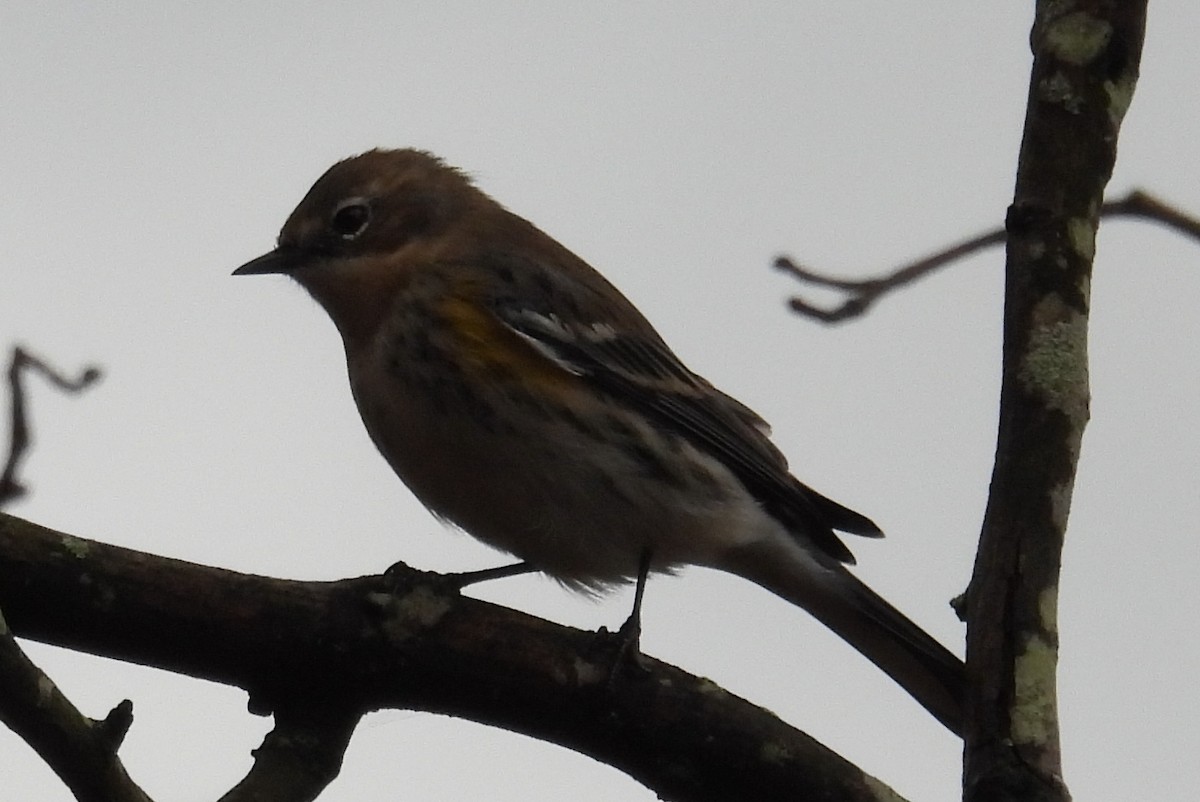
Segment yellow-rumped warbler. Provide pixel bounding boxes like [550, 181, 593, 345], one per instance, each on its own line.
[235, 149, 964, 734]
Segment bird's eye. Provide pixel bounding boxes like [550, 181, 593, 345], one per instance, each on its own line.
[330, 197, 372, 240]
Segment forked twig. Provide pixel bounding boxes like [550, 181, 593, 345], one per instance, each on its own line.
[776, 189, 1200, 323]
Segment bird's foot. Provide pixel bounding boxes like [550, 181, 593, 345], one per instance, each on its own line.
[589, 610, 650, 685]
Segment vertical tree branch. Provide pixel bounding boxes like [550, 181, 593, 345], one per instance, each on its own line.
[965, 3, 1146, 801]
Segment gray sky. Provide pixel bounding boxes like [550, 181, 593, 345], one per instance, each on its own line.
[3, 4, 1197, 801]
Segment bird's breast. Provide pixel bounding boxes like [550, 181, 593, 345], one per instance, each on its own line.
[342, 295, 782, 590]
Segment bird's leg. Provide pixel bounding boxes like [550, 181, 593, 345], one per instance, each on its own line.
[616, 547, 653, 646]
[590, 547, 653, 681]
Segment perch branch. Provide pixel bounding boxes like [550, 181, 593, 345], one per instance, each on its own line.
[0, 511, 917, 802]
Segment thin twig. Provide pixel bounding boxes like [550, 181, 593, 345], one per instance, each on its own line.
[0, 607, 151, 802]
[776, 189, 1199, 323]
[0, 346, 101, 506]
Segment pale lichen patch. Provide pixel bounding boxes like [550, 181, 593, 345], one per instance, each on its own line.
[60, 535, 89, 559]
[1038, 71, 1081, 113]
[373, 586, 452, 640]
[1043, 11, 1113, 66]
[1066, 217, 1096, 262]
[1012, 633, 1059, 747]
[1049, 477, 1078, 533]
[398, 586, 452, 627]
[1019, 298, 1090, 426]
[571, 656, 607, 686]
[1105, 72, 1138, 129]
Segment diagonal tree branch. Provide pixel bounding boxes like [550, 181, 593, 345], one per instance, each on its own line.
[0, 606, 151, 802]
[0, 510, 918, 802]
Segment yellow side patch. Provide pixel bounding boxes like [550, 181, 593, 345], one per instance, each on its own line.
[438, 295, 577, 392]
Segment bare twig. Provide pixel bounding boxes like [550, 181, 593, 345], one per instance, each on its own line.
[0, 346, 135, 797]
[0, 607, 151, 802]
[776, 188, 1196, 323]
[1, 346, 101, 506]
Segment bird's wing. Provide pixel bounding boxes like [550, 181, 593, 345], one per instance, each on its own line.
[493, 302, 880, 564]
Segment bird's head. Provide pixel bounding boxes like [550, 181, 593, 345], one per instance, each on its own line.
[234, 148, 488, 341]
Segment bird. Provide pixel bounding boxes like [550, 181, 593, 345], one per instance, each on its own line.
[234, 148, 965, 734]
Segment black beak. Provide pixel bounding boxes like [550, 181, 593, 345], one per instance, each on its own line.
[233, 247, 305, 276]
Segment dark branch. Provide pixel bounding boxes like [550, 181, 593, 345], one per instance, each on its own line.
[0, 607, 151, 802]
[965, 4, 1147, 802]
[219, 704, 360, 802]
[776, 188, 1194, 323]
[0, 511, 914, 802]
[0, 346, 143, 799]
[1, 346, 101, 506]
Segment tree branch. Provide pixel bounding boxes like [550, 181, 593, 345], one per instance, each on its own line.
[219, 703, 360, 802]
[0, 511, 913, 802]
[775, 188, 1195, 324]
[1, 346, 101, 505]
[0, 346, 143, 800]
[0, 606, 151, 802]
[964, 3, 1147, 802]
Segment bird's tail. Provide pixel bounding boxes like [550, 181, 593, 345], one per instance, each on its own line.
[721, 541, 965, 735]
